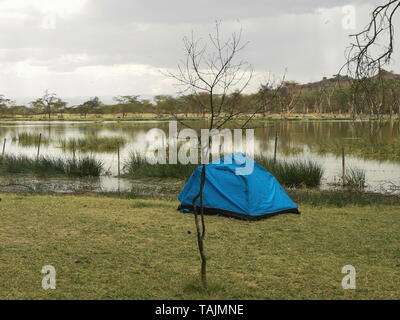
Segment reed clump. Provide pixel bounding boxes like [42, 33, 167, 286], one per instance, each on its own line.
[255, 156, 324, 188]
[124, 152, 323, 188]
[312, 139, 400, 161]
[344, 166, 366, 191]
[123, 152, 196, 179]
[12, 133, 49, 147]
[0, 154, 103, 177]
[59, 135, 126, 153]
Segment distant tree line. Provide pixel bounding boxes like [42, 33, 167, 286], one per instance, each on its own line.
[1, 70, 400, 120]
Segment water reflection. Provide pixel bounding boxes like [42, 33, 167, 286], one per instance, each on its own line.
[0, 120, 399, 194]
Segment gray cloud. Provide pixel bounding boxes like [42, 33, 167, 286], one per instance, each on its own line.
[0, 0, 396, 103]
[82, 0, 373, 23]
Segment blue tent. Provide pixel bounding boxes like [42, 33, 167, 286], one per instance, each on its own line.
[178, 153, 300, 220]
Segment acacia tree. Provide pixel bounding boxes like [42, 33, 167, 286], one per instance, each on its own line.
[114, 95, 141, 118]
[0, 95, 15, 115]
[30, 90, 66, 119]
[78, 97, 102, 118]
[167, 22, 252, 287]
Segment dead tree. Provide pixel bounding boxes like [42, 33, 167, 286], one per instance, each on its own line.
[340, 1, 399, 120]
[166, 21, 252, 287]
[256, 72, 287, 118]
[345, 0, 399, 78]
[275, 81, 301, 118]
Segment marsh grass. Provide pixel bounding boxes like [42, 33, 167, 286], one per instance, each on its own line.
[279, 145, 304, 156]
[12, 132, 49, 147]
[345, 166, 366, 191]
[65, 156, 104, 177]
[312, 139, 400, 161]
[255, 156, 324, 188]
[0, 154, 103, 177]
[124, 152, 323, 188]
[123, 152, 196, 179]
[59, 135, 126, 153]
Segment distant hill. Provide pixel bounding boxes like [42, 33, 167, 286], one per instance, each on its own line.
[296, 70, 400, 92]
[373, 69, 400, 81]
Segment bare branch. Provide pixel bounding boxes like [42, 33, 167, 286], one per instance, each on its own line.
[343, 0, 399, 78]
[166, 21, 252, 130]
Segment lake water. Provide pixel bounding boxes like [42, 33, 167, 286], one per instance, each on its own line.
[0, 120, 399, 195]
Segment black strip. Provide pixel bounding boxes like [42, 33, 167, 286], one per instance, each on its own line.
[178, 204, 300, 221]
[0, 300, 386, 318]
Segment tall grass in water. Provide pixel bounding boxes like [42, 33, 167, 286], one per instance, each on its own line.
[124, 152, 323, 188]
[344, 167, 366, 191]
[12, 132, 49, 147]
[59, 135, 125, 153]
[0, 155, 103, 177]
[65, 157, 104, 177]
[255, 156, 324, 188]
[312, 139, 400, 162]
[124, 152, 196, 179]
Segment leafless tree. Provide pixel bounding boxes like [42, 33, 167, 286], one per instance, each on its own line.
[345, 0, 399, 78]
[388, 79, 400, 118]
[256, 72, 287, 118]
[275, 81, 302, 118]
[321, 82, 338, 115]
[166, 21, 252, 287]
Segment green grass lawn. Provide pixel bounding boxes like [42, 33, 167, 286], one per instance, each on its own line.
[0, 193, 399, 299]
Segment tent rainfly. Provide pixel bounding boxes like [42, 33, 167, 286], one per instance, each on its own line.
[178, 153, 300, 220]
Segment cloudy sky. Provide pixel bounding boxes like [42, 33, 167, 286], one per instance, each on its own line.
[0, 0, 398, 105]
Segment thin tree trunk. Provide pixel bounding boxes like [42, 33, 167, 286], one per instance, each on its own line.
[192, 163, 207, 287]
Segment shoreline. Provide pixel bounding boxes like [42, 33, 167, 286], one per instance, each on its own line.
[1, 113, 400, 123]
